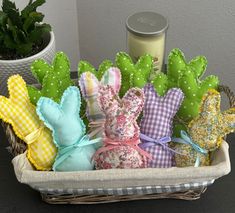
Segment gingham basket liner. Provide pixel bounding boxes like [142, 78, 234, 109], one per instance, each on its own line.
[34, 180, 214, 195]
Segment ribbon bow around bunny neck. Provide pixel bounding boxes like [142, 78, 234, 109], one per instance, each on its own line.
[172, 130, 208, 167]
[139, 134, 185, 156]
[93, 136, 153, 160]
[53, 135, 102, 170]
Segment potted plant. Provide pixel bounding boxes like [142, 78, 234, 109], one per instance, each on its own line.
[0, 0, 56, 95]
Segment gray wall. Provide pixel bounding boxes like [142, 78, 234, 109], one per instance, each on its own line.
[1, 0, 235, 92]
[77, 0, 235, 92]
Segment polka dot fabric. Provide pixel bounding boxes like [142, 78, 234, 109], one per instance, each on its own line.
[0, 75, 57, 170]
[152, 48, 219, 127]
[140, 84, 184, 168]
[115, 52, 153, 97]
[27, 52, 73, 105]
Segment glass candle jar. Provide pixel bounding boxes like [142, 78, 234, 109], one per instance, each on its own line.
[126, 11, 168, 74]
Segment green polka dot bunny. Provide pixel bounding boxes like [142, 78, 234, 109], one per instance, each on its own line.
[27, 52, 74, 105]
[115, 52, 153, 97]
[152, 48, 219, 136]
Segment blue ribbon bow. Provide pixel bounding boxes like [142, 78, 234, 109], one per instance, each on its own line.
[53, 135, 102, 170]
[172, 130, 208, 167]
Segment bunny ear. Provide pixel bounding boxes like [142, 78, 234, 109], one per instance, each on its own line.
[164, 88, 184, 115]
[61, 86, 81, 115]
[98, 85, 119, 113]
[123, 88, 144, 118]
[36, 97, 63, 129]
[100, 67, 121, 93]
[199, 89, 220, 117]
[79, 72, 99, 98]
[8, 75, 29, 104]
[221, 108, 235, 135]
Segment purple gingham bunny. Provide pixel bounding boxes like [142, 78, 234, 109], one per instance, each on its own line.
[140, 84, 184, 168]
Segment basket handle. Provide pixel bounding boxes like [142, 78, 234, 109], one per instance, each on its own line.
[218, 85, 235, 108]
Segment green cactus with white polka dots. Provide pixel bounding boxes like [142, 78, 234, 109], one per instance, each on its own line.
[27, 52, 74, 105]
[153, 48, 219, 123]
[115, 52, 153, 97]
[78, 59, 113, 80]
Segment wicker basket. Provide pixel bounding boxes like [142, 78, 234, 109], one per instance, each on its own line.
[1, 85, 235, 204]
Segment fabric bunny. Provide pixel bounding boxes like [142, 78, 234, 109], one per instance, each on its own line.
[93, 85, 151, 169]
[79, 67, 121, 140]
[0, 75, 57, 170]
[140, 84, 184, 168]
[173, 89, 235, 167]
[36, 86, 101, 171]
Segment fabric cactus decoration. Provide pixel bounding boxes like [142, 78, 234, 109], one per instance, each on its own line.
[153, 48, 219, 125]
[173, 89, 235, 167]
[27, 52, 74, 105]
[78, 59, 113, 80]
[115, 52, 153, 97]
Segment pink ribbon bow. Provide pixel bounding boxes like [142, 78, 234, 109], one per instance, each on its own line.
[93, 135, 152, 160]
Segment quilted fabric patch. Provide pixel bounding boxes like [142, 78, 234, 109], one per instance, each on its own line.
[94, 85, 149, 169]
[36, 86, 101, 171]
[174, 89, 235, 167]
[140, 84, 184, 168]
[0, 75, 57, 170]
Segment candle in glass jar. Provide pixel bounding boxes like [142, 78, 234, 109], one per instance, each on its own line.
[126, 12, 168, 74]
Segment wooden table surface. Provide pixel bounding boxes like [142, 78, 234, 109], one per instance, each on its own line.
[0, 124, 235, 213]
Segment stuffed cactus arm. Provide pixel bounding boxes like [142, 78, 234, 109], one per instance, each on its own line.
[115, 52, 136, 77]
[30, 59, 53, 84]
[78, 60, 96, 77]
[178, 70, 198, 97]
[197, 75, 219, 99]
[97, 60, 113, 80]
[132, 71, 147, 88]
[41, 73, 62, 103]
[27, 85, 42, 105]
[152, 73, 168, 96]
[167, 48, 186, 80]
[53, 52, 70, 74]
[135, 54, 153, 80]
[189, 55, 207, 79]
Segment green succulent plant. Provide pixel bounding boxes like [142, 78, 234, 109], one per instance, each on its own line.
[0, 0, 51, 58]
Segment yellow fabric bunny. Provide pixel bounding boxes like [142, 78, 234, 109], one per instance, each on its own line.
[174, 89, 235, 167]
[0, 75, 57, 170]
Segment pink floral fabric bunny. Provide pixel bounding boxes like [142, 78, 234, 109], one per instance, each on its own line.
[94, 85, 150, 169]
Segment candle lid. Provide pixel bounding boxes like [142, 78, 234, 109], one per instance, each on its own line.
[126, 11, 168, 37]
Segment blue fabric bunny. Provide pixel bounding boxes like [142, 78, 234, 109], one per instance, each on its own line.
[36, 86, 101, 171]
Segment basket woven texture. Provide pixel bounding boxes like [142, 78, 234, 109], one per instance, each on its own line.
[1, 85, 235, 204]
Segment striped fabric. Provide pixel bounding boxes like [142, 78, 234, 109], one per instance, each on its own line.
[79, 67, 121, 122]
[0, 75, 57, 170]
[34, 180, 214, 195]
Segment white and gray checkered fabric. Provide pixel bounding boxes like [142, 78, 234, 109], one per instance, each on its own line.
[34, 180, 214, 195]
[0, 32, 55, 96]
[140, 84, 184, 168]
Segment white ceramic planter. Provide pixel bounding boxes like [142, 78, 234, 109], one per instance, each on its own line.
[0, 31, 56, 95]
